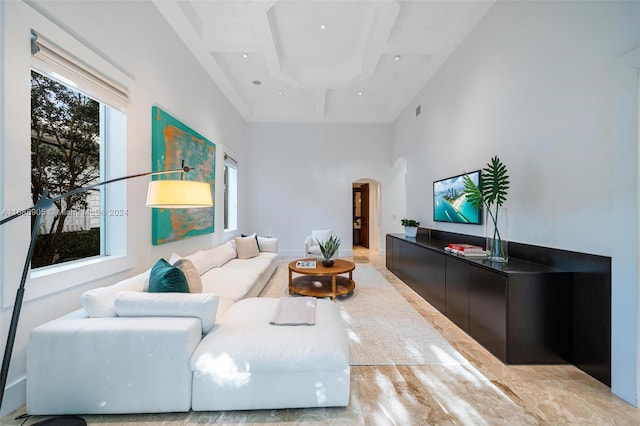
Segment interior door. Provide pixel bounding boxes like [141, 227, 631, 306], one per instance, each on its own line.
[361, 183, 370, 248]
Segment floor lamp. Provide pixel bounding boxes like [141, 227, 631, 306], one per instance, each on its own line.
[0, 163, 213, 424]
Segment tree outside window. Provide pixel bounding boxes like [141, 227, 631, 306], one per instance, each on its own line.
[30, 70, 101, 267]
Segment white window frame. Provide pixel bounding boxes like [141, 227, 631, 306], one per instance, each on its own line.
[1, 3, 135, 306]
[224, 154, 238, 232]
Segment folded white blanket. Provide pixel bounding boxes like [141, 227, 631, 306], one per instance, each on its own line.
[270, 297, 317, 326]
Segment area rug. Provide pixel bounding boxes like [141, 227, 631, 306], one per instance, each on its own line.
[262, 263, 470, 366]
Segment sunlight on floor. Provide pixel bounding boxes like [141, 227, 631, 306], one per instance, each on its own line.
[373, 370, 412, 425]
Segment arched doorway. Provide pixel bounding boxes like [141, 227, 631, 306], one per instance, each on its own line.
[352, 179, 381, 253]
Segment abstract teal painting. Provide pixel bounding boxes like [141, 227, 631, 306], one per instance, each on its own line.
[151, 107, 215, 245]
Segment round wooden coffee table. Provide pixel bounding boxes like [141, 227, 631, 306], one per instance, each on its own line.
[288, 258, 356, 301]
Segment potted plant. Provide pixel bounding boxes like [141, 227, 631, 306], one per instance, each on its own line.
[317, 235, 341, 266]
[463, 155, 510, 262]
[400, 218, 420, 238]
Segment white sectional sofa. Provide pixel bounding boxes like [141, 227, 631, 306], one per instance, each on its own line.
[26, 236, 351, 415]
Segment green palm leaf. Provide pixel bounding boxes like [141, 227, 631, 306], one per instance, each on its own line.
[462, 174, 484, 210]
[481, 156, 510, 208]
[462, 155, 509, 211]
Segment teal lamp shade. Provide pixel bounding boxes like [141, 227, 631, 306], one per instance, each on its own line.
[146, 180, 212, 208]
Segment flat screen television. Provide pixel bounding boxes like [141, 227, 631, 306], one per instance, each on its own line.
[433, 170, 482, 225]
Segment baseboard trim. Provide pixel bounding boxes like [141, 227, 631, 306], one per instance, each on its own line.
[0, 374, 26, 418]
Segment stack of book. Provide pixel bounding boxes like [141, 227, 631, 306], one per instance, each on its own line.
[444, 243, 488, 258]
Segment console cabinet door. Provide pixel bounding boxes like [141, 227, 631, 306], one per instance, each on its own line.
[468, 268, 508, 362]
[398, 240, 421, 288]
[395, 239, 411, 284]
[413, 246, 445, 313]
[507, 273, 572, 364]
[385, 235, 395, 273]
[445, 256, 470, 332]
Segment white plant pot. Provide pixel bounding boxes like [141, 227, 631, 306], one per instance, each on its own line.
[404, 226, 418, 238]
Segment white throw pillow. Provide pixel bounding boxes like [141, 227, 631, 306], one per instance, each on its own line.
[257, 236, 278, 253]
[184, 250, 218, 275]
[311, 229, 332, 245]
[172, 258, 202, 293]
[114, 291, 219, 334]
[203, 241, 237, 268]
[234, 235, 259, 259]
[80, 270, 150, 317]
[168, 252, 182, 265]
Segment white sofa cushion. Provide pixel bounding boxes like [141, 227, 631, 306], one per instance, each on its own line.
[257, 236, 278, 253]
[201, 253, 278, 319]
[80, 270, 150, 318]
[175, 242, 238, 275]
[222, 254, 274, 273]
[184, 250, 218, 275]
[196, 297, 349, 372]
[172, 258, 202, 293]
[114, 291, 219, 334]
[201, 267, 261, 302]
[235, 235, 259, 259]
[28, 316, 201, 414]
[203, 241, 237, 267]
[190, 297, 350, 411]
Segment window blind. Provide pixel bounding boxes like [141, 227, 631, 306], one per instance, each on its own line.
[224, 153, 238, 165]
[30, 30, 129, 111]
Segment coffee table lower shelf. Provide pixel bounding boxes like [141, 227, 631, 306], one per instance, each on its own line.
[289, 275, 355, 299]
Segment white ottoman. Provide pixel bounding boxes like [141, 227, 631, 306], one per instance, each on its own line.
[190, 297, 350, 411]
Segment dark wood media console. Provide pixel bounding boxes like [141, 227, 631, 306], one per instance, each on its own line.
[386, 229, 611, 386]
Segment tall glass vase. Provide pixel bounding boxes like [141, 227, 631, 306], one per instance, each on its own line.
[485, 207, 508, 262]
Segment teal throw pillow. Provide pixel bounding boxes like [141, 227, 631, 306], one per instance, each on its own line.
[149, 258, 190, 293]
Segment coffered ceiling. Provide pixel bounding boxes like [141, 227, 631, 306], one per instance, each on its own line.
[153, 0, 494, 123]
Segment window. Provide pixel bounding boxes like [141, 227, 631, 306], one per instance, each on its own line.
[31, 70, 101, 267]
[30, 30, 128, 268]
[224, 154, 238, 231]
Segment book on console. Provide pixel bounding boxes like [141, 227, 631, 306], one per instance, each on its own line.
[447, 243, 483, 251]
[445, 243, 487, 257]
[460, 251, 488, 258]
[448, 243, 484, 252]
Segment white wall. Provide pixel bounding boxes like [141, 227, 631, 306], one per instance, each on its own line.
[0, 0, 246, 415]
[383, 157, 408, 237]
[391, 0, 639, 405]
[611, 46, 640, 407]
[244, 123, 392, 256]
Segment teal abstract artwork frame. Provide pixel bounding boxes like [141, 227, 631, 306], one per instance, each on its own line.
[151, 107, 215, 245]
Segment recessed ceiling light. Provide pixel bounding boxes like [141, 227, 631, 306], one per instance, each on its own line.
[394, 55, 401, 61]
[252, 80, 262, 85]
[320, 24, 327, 30]
[276, 90, 283, 95]
[357, 91, 363, 96]
[242, 53, 248, 58]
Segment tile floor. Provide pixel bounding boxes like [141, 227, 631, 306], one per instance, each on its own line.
[3, 246, 640, 425]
